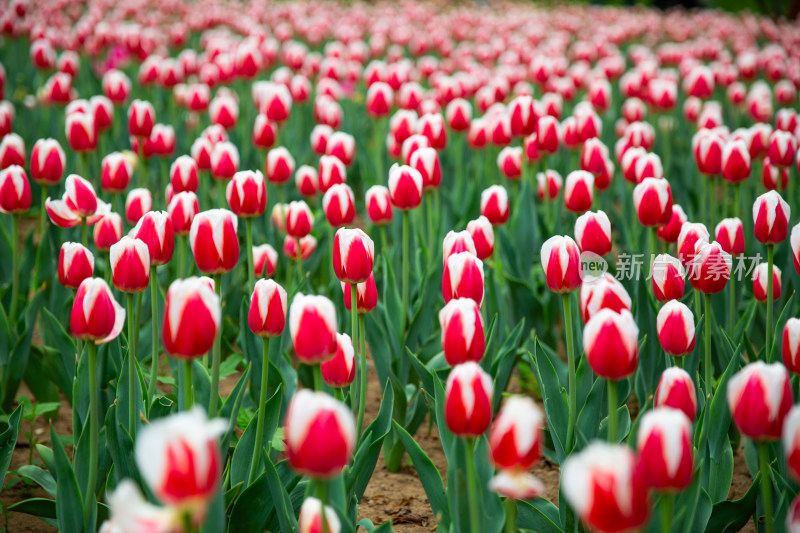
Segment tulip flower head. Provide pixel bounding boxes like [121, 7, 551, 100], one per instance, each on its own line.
[321, 333, 356, 388]
[439, 298, 485, 366]
[442, 251, 484, 306]
[365, 185, 393, 225]
[110, 236, 151, 294]
[248, 279, 287, 338]
[289, 293, 338, 364]
[0, 165, 31, 214]
[58, 242, 94, 290]
[574, 210, 612, 257]
[488, 396, 543, 471]
[579, 273, 632, 323]
[655, 367, 698, 422]
[189, 209, 238, 274]
[657, 301, 695, 357]
[752, 190, 790, 245]
[727, 361, 793, 441]
[636, 408, 694, 491]
[583, 309, 639, 380]
[388, 164, 423, 211]
[445, 362, 494, 437]
[688, 240, 731, 294]
[651, 254, 686, 302]
[162, 277, 221, 358]
[298, 497, 341, 533]
[30, 138, 66, 185]
[70, 278, 125, 344]
[541, 235, 583, 294]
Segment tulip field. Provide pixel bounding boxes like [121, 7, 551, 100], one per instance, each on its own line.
[3, 0, 800, 532]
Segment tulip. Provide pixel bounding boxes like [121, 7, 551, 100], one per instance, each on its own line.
[752, 263, 781, 302]
[651, 254, 686, 302]
[253, 244, 278, 279]
[442, 252, 484, 307]
[580, 138, 610, 179]
[574, 210, 612, 257]
[58, 242, 94, 290]
[388, 163, 423, 211]
[410, 146, 441, 191]
[715, 218, 745, 256]
[633, 178, 673, 230]
[446, 99, 472, 132]
[323, 184, 356, 228]
[784, 405, 800, 481]
[366, 82, 393, 117]
[657, 301, 695, 358]
[636, 408, 694, 494]
[253, 114, 277, 151]
[209, 93, 238, 129]
[784, 318, 800, 375]
[417, 113, 447, 150]
[30, 138, 65, 186]
[210, 141, 239, 181]
[540, 235, 582, 294]
[792, 223, 800, 276]
[318, 154, 346, 193]
[536, 115, 560, 154]
[298, 496, 342, 533]
[762, 158, 789, 191]
[0, 165, 30, 215]
[767, 130, 797, 167]
[676, 222, 709, 266]
[295, 165, 319, 197]
[102, 69, 132, 104]
[488, 396, 543, 473]
[579, 273, 632, 323]
[170, 155, 199, 194]
[99, 479, 175, 533]
[445, 361, 493, 437]
[266, 146, 296, 185]
[365, 185, 393, 227]
[289, 293, 338, 365]
[321, 333, 356, 388]
[562, 442, 650, 533]
[128, 99, 155, 139]
[285, 389, 355, 478]
[136, 407, 226, 525]
[721, 140, 751, 184]
[162, 277, 220, 361]
[465, 216, 494, 261]
[100, 152, 133, 196]
[284, 235, 317, 263]
[125, 188, 152, 225]
[326, 132, 356, 166]
[497, 146, 523, 180]
[480, 185, 509, 227]
[110, 236, 150, 294]
[191, 138, 213, 171]
[489, 470, 544, 502]
[655, 367, 697, 422]
[190, 209, 238, 274]
[342, 274, 378, 315]
[64, 173, 98, 218]
[0, 134, 23, 170]
[563, 171, 594, 213]
[311, 125, 333, 156]
[443, 231, 477, 266]
[333, 228, 374, 285]
[93, 212, 123, 252]
[657, 204, 687, 243]
[439, 298, 485, 366]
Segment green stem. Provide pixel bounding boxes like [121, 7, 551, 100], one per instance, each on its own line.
[607, 379, 617, 442]
[248, 337, 270, 485]
[9, 214, 19, 324]
[314, 363, 324, 392]
[357, 314, 366, 434]
[503, 498, 517, 533]
[178, 235, 187, 279]
[660, 493, 674, 533]
[758, 442, 774, 533]
[81, 218, 88, 247]
[245, 218, 255, 292]
[83, 342, 98, 526]
[354, 284, 367, 436]
[183, 358, 193, 410]
[464, 438, 482, 532]
[766, 244, 774, 361]
[703, 293, 713, 450]
[563, 293, 577, 453]
[728, 274, 736, 333]
[209, 273, 222, 417]
[426, 193, 434, 260]
[401, 211, 409, 336]
[126, 294, 136, 436]
[317, 480, 330, 533]
[146, 266, 159, 412]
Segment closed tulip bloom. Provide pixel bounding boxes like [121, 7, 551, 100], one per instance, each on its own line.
[365, 185, 393, 225]
[58, 242, 94, 290]
[581, 138, 610, 178]
[191, 138, 213, 171]
[390, 110, 418, 146]
[209, 94, 238, 129]
[285, 389, 355, 478]
[93, 212, 123, 251]
[284, 235, 318, 262]
[620, 147, 645, 184]
[584, 309, 639, 380]
[489, 396, 543, 471]
[564, 171, 594, 213]
[323, 184, 356, 228]
[286, 201, 315, 238]
[295, 165, 319, 197]
[536, 115, 560, 154]
[767, 130, 797, 167]
[655, 367, 698, 422]
[446, 98, 472, 132]
[65, 112, 97, 153]
[226, 170, 266, 217]
[189, 209, 238, 274]
[310, 124, 333, 156]
[541, 235, 582, 294]
[342, 274, 378, 314]
[253, 244, 278, 278]
[298, 497, 341, 533]
[722, 140, 751, 183]
[318, 154, 346, 193]
[753, 190, 790, 245]
[442, 252, 484, 306]
[30, 138, 65, 185]
[322, 333, 356, 388]
[536, 169, 563, 202]
[792, 224, 800, 276]
[402, 134, 429, 164]
[752, 263, 781, 302]
[260, 84, 292, 123]
[410, 147, 442, 190]
[692, 129, 723, 176]
[508, 95, 537, 137]
[333, 228, 374, 284]
[574, 210, 612, 257]
[133, 211, 174, 266]
[210, 141, 239, 181]
[366, 82, 393, 117]
[100, 152, 132, 193]
[148, 124, 175, 156]
[651, 254, 686, 302]
[762, 159, 789, 191]
[388, 164, 423, 211]
[688, 241, 731, 294]
[252, 114, 277, 151]
[467, 118, 489, 149]
[677, 223, 710, 266]
[465, 217, 494, 260]
[100, 479, 175, 533]
[634, 152, 663, 183]
[290, 294, 338, 363]
[102, 69, 132, 104]
[562, 442, 650, 533]
[727, 361, 793, 441]
[657, 204, 687, 243]
[128, 99, 155, 138]
[326, 132, 356, 166]
[579, 274, 632, 323]
[715, 218, 745, 256]
[439, 298, 485, 366]
[497, 146, 523, 180]
[71, 278, 125, 344]
[248, 279, 287, 338]
[162, 277, 220, 358]
[168, 192, 199, 236]
[265, 147, 296, 185]
[445, 362, 493, 437]
[170, 155, 199, 194]
[0, 165, 30, 214]
[110, 236, 150, 293]
[136, 407, 226, 519]
[657, 301, 695, 357]
[125, 188, 152, 225]
[633, 178, 673, 227]
[636, 408, 694, 491]
[417, 113, 447, 150]
[480, 185, 509, 226]
[64, 174, 98, 217]
[785, 319, 800, 374]
[443, 230, 477, 265]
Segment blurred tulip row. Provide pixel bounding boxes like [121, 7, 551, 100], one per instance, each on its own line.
[1, 1, 800, 533]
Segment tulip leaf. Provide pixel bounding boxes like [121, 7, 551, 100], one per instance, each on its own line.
[230, 384, 280, 487]
[405, 347, 434, 395]
[2, 288, 44, 410]
[673, 464, 712, 533]
[769, 292, 795, 362]
[490, 318, 525, 412]
[532, 339, 568, 463]
[7, 498, 59, 526]
[0, 405, 22, 491]
[50, 426, 84, 533]
[706, 471, 760, 533]
[381, 251, 404, 341]
[392, 420, 450, 527]
[575, 373, 606, 446]
[103, 404, 142, 487]
[0, 303, 11, 366]
[39, 307, 76, 391]
[17, 465, 57, 497]
[346, 381, 393, 506]
[708, 440, 735, 504]
[221, 366, 252, 451]
[516, 499, 563, 533]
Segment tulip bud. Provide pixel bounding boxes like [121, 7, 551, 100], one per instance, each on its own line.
[226, 170, 266, 218]
[99, 152, 132, 194]
[584, 309, 639, 380]
[321, 333, 356, 388]
[169, 155, 199, 194]
[536, 115, 560, 154]
[162, 277, 221, 358]
[366, 82, 393, 117]
[298, 497, 341, 533]
[692, 129, 723, 176]
[64, 112, 97, 153]
[752, 263, 781, 302]
[209, 93, 238, 129]
[417, 113, 447, 150]
[189, 209, 238, 274]
[125, 188, 152, 225]
[579, 274, 632, 323]
[442, 230, 476, 263]
[727, 361, 792, 441]
[445, 362, 493, 437]
[657, 301, 695, 357]
[721, 140, 751, 183]
[677, 222, 710, 266]
[439, 298, 485, 366]
[753, 190, 790, 245]
[136, 407, 226, 519]
[536, 169, 562, 202]
[248, 278, 287, 338]
[318, 154, 346, 193]
[93, 213, 123, 252]
[265, 146, 296, 185]
[462, 217, 493, 261]
[762, 158, 789, 191]
[110, 236, 151, 294]
[688, 240, 731, 294]
[210, 141, 239, 181]
[446, 98, 472, 132]
[540, 235, 582, 294]
[191, 138, 213, 171]
[657, 204, 687, 243]
[497, 146, 523, 180]
[167, 192, 199, 236]
[633, 178, 673, 227]
[767, 130, 797, 167]
[71, 278, 125, 344]
[636, 408, 694, 491]
[133, 211, 174, 266]
[563, 171, 594, 213]
[488, 396, 543, 472]
[284, 235, 317, 262]
[386, 163, 423, 212]
[102, 69, 132, 104]
[467, 118, 489, 149]
[186, 83, 210, 113]
[651, 254, 686, 302]
[310, 124, 333, 156]
[0, 165, 31, 214]
[253, 244, 278, 279]
[574, 210, 612, 257]
[442, 252, 484, 306]
[323, 184, 356, 228]
[480, 185, 509, 226]
[365, 185, 393, 225]
[326, 132, 356, 166]
[655, 367, 697, 422]
[100, 479, 175, 533]
[290, 293, 338, 363]
[286, 200, 315, 238]
[714, 218, 745, 257]
[64, 174, 98, 217]
[333, 228, 374, 284]
[784, 318, 800, 375]
[562, 442, 650, 533]
[580, 138, 610, 178]
[128, 99, 155, 138]
[58, 242, 94, 290]
[30, 138, 65, 185]
[295, 165, 319, 197]
[410, 147, 441, 191]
